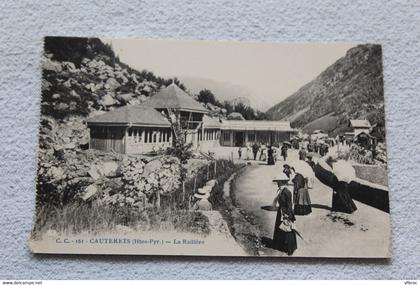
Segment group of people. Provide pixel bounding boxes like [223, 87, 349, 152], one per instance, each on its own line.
[237, 142, 290, 164]
[270, 150, 358, 256]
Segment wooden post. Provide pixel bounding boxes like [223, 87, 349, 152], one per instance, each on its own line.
[214, 160, 217, 178]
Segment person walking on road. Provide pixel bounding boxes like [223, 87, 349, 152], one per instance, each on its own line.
[238, 147, 242, 159]
[272, 174, 297, 256]
[281, 143, 288, 161]
[298, 146, 307, 160]
[267, 145, 275, 165]
[252, 143, 259, 160]
[332, 177, 357, 214]
[292, 172, 312, 216]
[246, 143, 251, 160]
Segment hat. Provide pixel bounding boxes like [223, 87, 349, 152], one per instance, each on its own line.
[272, 172, 290, 182]
[200, 185, 213, 194]
[194, 192, 210, 199]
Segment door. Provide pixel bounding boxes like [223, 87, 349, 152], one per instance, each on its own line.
[235, 132, 244, 147]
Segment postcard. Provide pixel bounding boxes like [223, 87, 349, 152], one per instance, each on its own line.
[30, 37, 391, 257]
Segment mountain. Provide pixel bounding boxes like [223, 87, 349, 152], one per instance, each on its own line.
[179, 76, 269, 110]
[266, 44, 385, 140]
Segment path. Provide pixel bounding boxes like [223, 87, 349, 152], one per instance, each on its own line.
[232, 150, 391, 257]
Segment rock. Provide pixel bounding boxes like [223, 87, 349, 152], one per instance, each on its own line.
[104, 77, 120, 90]
[42, 57, 62, 72]
[126, 197, 135, 204]
[70, 90, 80, 99]
[100, 94, 117, 107]
[62, 61, 76, 71]
[55, 102, 69, 111]
[81, 58, 90, 65]
[97, 161, 119, 177]
[63, 142, 76, 149]
[48, 166, 65, 181]
[116, 93, 134, 103]
[88, 165, 101, 181]
[82, 184, 98, 201]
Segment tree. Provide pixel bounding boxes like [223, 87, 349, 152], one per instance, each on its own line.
[197, 89, 217, 105]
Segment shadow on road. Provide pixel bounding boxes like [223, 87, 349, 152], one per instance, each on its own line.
[311, 203, 332, 211]
[261, 205, 278, 211]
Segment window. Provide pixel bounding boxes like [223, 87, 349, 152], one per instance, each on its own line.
[153, 129, 157, 143]
[248, 133, 255, 142]
[223, 131, 230, 142]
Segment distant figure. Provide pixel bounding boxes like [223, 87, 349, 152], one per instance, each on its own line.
[252, 143, 259, 160]
[238, 147, 242, 159]
[281, 144, 288, 161]
[246, 143, 251, 160]
[298, 147, 307, 161]
[272, 175, 297, 256]
[307, 142, 314, 153]
[332, 178, 357, 214]
[267, 145, 275, 165]
[292, 173, 312, 216]
[306, 156, 316, 170]
[259, 144, 266, 161]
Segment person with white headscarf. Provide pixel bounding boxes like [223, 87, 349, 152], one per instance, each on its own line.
[331, 160, 357, 213]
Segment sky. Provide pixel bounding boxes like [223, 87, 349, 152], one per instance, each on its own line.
[102, 38, 358, 110]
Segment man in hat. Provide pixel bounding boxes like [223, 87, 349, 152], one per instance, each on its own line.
[191, 188, 212, 211]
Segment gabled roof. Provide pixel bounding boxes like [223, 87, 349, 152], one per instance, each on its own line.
[142, 83, 208, 113]
[220, 120, 294, 132]
[350, 119, 371, 128]
[86, 105, 171, 127]
[203, 115, 222, 128]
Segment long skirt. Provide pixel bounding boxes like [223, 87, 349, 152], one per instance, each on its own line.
[294, 187, 312, 215]
[272, 228, 297, 256]
[332, 182, 357, 213]
[267, 154, 275, 165]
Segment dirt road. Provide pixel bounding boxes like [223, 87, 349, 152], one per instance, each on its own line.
[232, 150, 391, 257]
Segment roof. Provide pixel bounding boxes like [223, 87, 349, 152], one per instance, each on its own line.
[86, 105, 171, 127]
[350, 119, 371, 128]
[203, 115, 222, 128]
[142, 83, 208, 113]
[220, 120, 294, 132]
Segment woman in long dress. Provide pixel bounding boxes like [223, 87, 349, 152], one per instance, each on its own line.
[272, 176, 297, 256]
[292, 172, 312, 215]
[332, 178, 357, 213]
[267, 145, 275, 165]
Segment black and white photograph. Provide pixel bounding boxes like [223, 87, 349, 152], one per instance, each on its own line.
[29, 37, 391, 258]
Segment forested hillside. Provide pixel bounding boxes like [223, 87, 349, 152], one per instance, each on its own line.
[266, 44, 385, 140]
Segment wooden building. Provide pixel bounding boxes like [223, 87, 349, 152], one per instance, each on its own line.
[87, 83, 295, 154]
[199, 115, 222, 151]
[349, 119, 372, 137]
[141, 83, 209, 149]
[219, 120, 295, 147]
[87, 105, 172, 154]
